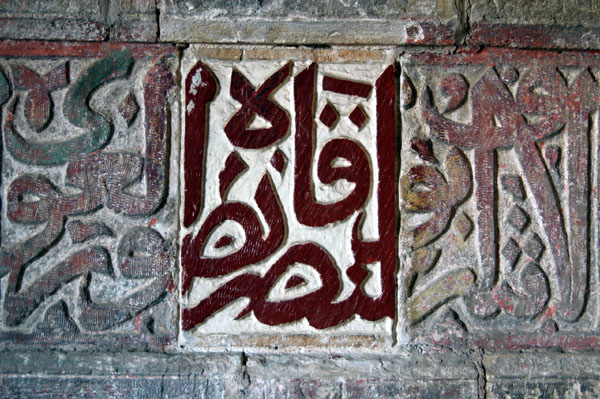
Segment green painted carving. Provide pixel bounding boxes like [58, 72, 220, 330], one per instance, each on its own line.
[0, 67, 9, 106]
[4, 51, 133, 166]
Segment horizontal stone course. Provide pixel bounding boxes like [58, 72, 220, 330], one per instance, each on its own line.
[0, 0, 157, 42]
[3, 1, 600, 49]
[0, 351, 598, 398]
[158, 0, 459, 45]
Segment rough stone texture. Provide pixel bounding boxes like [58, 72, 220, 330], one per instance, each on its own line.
[158, 0, 461, 45]
[0, 0, 108, 41]
[243, 354, 478, 398]
[0, 352, 244, 398]
[0, 0, 158, 42]
[470, 0, 600, 28]
[0, 351, 479, 398]
[469, 0, 600, 49]
[108, 0, 158, 42]
[0, 41, 179, 348]
[484, 353, 600, 398]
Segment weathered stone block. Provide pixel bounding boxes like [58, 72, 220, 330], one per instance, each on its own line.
[0, 41, 179, 347]
[0, 351, 244, 398]
[108, 0, 158, 42]
[0, 1, 108, 41]
[471, 0, 600, 28]
[400, 48, 600, 345]
[0, 376, 239, 399]
[158, 0, 460, 45]
[244, 353, 479, 398]
[487, 381, 600, 399]
[344, 380, 478, 399]
[179, 47, 397, 349]
[469, 0, 600, 49]
[483, 353, 600, 379]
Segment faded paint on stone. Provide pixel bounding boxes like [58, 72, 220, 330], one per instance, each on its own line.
[0, 42, 179, 347]
[400, 49, 600, 342]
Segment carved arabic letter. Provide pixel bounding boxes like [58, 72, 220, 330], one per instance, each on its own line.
[2, 174, 102, 325]
[182, 243, 339, 330]
[4, 247, 110, 327]
[516, 66, 592, 322]
[401, 147, 471, 249]
[294, 64, 372, 227]
[104, 58, 174, 216]
[4, 51, 133, 166]
[181, 173, 285, 291]
[11, 62, 68, 132]
[184, 61, 218, 227]
[422, 70, 524, 290]
[224, 62, 291, 149]
[78, 227, 171, 331]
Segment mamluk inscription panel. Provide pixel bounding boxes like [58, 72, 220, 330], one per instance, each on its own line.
[0, 42, 178, 346]
[180, 49, 396, 347]
[400, 49, 600, 339]
[4, 45, 598, 350]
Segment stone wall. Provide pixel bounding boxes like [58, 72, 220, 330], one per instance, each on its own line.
[2, 1, 600, 398]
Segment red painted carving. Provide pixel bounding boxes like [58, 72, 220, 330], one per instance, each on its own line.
[294, 64, 371, 227]
[410, 137, 438, 164]
[67, 220, 113, 243]
[183, 62, 217, 228]
[322, 76, 372, 98]
[12, 62, 68, 132]
[181, 62, 396, 331]
[181, 174, 285, 289]
[439, 73, 468, 114]
[224, 63, 291, 149]
[270, 149, 286, 174]
[319, 101, 339, 128]
[285, 275, 306, 289]
[349, 105, 368, 129]
[214, 235, 234, 249]
[421, 70, 553, 318]
[218, 151, 248, 199]
[118, 92, 139, 126]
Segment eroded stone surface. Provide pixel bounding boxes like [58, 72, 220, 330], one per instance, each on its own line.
[469, 0, 600, 49]
[471, 0, 600, 28]
[159, 0, 459, 45]
[108, 0, 158, 42]
[400, 49, 600, 341]
[180, 47, 396, 348]
[0, 41, 178, 346]
[0, 1, 107, 41]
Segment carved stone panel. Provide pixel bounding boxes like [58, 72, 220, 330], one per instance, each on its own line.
[0, 42, 179, 346]
[180, 47, 397, 349]
[400, 49, 600, 341]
